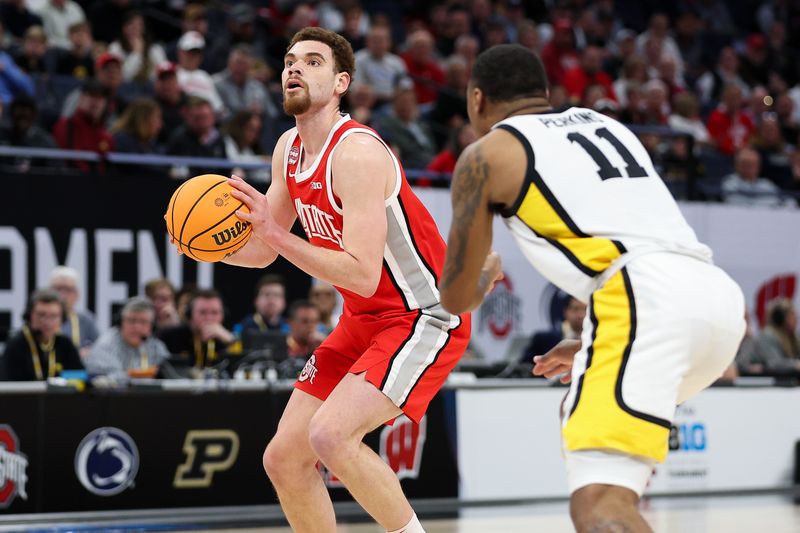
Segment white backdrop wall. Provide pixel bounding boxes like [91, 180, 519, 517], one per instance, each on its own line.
[415, 189, 800, 361]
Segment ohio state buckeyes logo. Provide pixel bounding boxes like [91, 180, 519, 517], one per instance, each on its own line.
[0, 425, 29, 508]
[479, 274, 521, 339]
[288, 145, 300, 165]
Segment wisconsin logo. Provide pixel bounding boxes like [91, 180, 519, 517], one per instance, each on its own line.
[212, 220, 250, 246]
[0, 425, 29, 508]
[74, 427, 139, 496]
[379, 415, 426, 480]
[174, 430, 239, 488]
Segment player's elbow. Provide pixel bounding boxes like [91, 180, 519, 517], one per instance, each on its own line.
[351, 274, 380, 299]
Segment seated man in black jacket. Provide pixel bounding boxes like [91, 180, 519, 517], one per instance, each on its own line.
[157, 288, 233, 369]
[166, 95, 226, 178]
[521, 295, 586, 366]
[3, 289, 83, 381]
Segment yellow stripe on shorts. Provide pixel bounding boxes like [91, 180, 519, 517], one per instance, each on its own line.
[563, 268, 671, 462]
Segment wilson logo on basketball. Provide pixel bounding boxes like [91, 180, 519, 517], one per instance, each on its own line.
[379, 415, 426, 480]
[212, 220, 250, 246]
[0, 425, 29, 508]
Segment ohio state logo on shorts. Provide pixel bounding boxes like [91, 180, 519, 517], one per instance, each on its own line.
[379, 415, 426, 480]
[298, 355, 318, 384]
[0, 425, 29, 508]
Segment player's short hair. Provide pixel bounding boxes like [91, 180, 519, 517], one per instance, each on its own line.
[288, 27, 355, 80]
[471, 44, 548, 102]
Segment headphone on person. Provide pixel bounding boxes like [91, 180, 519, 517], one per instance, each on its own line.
[22, 289, 69, 324]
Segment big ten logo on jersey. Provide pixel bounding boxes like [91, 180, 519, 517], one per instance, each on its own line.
[173, 430, 239, 488]
[478, 273, 521, 339]
[74, 427, 139, 496]
[293, 198, 343, 248]
[0, 425, 29, 508]
[669, 404, 707, 453]
[380, 415, 427, 480]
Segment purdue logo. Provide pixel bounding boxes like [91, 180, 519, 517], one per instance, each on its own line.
[211, 221, 250, 246]
[379, 415, 426, 480]
[173, 430, 239, 488]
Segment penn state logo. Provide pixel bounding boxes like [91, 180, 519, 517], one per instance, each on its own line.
[212, 220, 250, 246]
[74, 427, 139, 496]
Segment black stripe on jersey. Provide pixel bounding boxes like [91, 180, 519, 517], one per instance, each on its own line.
[495, 124, 590, 238]
[616, 267, 671, 428]
[613, 240, 627, 254]
[396, 195, 440, 285]
[383, 259, 412, 312]
[379, 310, 423, 391]
[568, 293, 597, 418]
[516, 215, 602, 277]
[496, 124, 535, 218]
[398, 315, 460, 409]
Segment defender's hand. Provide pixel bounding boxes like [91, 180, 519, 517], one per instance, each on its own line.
[532, 339, 582, 384]
[481, 251, 504, 296]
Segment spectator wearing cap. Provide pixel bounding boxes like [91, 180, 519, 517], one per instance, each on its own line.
[562, 45, 616, 105]
[400, 29, 445, 111]
[0, 0, 42, 41]
[213, 44, 275, 120]
[35, 0, 86, 49]
[0, 44, 34, 105]
[176, 30, 224, 115]
[166, 95, 226, 168]
[352, 25, 409, 106]
[108, 11, 167, 83]
[53, 79, 114, 169]
[165, 4, 213, 70]
[50, 21, 94, 78]
[153, 61, 186, 145]
[13, 25, 49, 74]
[61, 51, 124, 127]
[541, 17, 579, 86]
[206, 3, 266, 75]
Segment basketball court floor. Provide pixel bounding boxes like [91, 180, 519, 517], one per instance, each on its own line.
[6, 493, 796, 532]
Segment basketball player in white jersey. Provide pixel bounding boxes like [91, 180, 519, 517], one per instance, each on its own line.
[440, 45, 746, 532]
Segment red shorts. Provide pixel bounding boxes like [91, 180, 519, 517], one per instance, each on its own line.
[294, 309, 470, 424]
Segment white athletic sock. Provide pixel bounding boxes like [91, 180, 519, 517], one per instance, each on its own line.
[387, 513, 425, 533]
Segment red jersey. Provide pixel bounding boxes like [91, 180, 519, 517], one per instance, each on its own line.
[284, 114, 455, 319]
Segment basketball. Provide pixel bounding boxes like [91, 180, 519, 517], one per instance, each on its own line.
[165, 174, 252, 262]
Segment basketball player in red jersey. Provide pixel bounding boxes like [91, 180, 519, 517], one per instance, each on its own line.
[219, 28, 493, 533]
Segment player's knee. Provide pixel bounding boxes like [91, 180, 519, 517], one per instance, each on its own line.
[263, 433, 311, 483]
[307, 416, 353, 467]
[570, 484, 640, 532]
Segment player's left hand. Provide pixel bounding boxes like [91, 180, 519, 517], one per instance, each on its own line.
[228, 175, 277, 244]
[532, 339, 581, 384]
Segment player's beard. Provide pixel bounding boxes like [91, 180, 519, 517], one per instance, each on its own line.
[283, 87, 312, 116]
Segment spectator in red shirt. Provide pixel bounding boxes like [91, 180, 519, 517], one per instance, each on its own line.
[540, 17, 579, 86]
[562, 45, 616, 104]
[426, 123, 477, 183]
[401, 29, 445, 110]
[53, 79, 113, 170]
[706, 84, 755, 156]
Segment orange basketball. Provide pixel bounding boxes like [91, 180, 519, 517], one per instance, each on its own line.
[165, 174, 252, 262]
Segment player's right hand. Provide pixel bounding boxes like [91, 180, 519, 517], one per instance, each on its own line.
[532, 339, 581, 384]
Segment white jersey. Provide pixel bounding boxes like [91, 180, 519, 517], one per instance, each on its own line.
[496, 107, 710, 302]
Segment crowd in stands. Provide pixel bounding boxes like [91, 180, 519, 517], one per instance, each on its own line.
[0, 266, 340, 382]
[0, 0, 793, 202]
